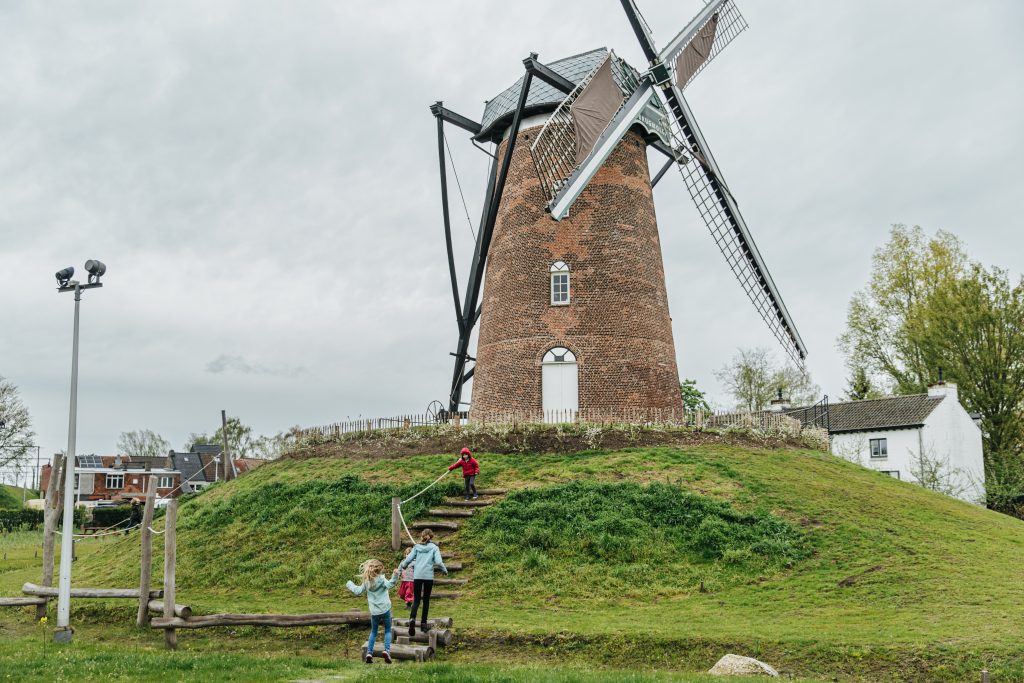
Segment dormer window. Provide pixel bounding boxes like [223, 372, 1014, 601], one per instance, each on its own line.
[550, 261, 570, 305]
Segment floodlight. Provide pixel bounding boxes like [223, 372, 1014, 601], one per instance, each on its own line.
[84, 259, 106, 284]
[55, 267, 74, 287]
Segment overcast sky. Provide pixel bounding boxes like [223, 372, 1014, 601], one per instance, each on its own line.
[1, 0, 1022, 461]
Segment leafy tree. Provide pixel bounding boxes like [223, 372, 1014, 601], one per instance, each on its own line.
[679, 379, 711, 413]
[116, 429, 170, 458]
[714, 347, 820, 412]
[0, 377, 35, 471]
[843, 365, 885, 401]
[187, 417, 254, 458]
[839, 224, 969, 394]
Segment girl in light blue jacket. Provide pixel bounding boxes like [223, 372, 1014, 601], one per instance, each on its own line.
[398, 529, 448, 636]
[346, 558, 399, 664]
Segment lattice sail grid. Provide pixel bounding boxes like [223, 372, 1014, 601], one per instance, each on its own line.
[664, 0, 748, 91]
[530, 54, 647, 207]
[675, 155, 805, 365]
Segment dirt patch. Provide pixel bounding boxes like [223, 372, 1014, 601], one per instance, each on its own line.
[838, 565, 884, 587]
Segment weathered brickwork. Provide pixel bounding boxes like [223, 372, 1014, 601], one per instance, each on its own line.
[470, 125, 683, 418]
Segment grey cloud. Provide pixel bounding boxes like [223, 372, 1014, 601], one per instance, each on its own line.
[205, 354, 305, 377]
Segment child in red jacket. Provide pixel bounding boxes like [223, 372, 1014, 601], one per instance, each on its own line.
[448, 447, 479, 500]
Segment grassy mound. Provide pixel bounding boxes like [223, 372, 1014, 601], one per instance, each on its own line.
[65, 444, 1024, 681]
[0, 485, 23, 509]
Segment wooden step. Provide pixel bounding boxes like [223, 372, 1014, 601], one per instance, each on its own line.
[432, 578, 467, 586]
[428, 508, 474, 518]
[429, 592, 461, 600]
[475, 488, 507, 495]
[396, 628, 453, 647]
[443, 498, 493, 507]
[438, 562, 463, 572]
[401, 536, 454, 548]
[411, 520, 458, 531]
[361, 641, 432, 662]
[393, 616, 452, 628]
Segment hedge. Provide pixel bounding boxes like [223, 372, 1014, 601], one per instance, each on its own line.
[90, 505, 133, 529]
[0, 507, 87, 532]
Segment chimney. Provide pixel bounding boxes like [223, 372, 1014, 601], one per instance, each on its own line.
[768, 387, 791, 413]
[927, 367, 958, 401]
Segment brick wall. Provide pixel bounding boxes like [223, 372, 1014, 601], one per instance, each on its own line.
[470, 125, 683, 418]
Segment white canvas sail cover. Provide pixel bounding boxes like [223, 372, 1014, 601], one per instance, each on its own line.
[569, 56, 625, 167]
[674, 13, 720, 87]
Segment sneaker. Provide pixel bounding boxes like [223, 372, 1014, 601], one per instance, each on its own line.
[382, 651, 393, 664]
[464, 496, 470, 500]
[408, 624, 416, 637]
[420, 621, 431, 632]
[472, 494, 479, 499]
[365, 654, 373, 664]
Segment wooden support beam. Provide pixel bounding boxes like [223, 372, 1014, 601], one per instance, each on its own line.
[361, 641, 433, 662]
[150, 611, 372, 629]
[397, 627, 452, 647]
[38, 453, 65, 620]
[23, 583, 162, 599]
[136, 474, 158, 627]
[162, 498, 178, 649]
[392, 616, 453, 628]
[0, 597, 48, 607]
[391, 496, 401, 551]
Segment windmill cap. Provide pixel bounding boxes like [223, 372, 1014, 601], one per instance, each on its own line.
[460, 448, 471, 456]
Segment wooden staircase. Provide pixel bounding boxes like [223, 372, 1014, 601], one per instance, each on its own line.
[377, 486, 507, 662]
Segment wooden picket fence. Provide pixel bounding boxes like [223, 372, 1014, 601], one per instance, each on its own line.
[297, 408, 804, 439]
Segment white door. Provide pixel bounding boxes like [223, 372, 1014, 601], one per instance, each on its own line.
[542, 347, 578, 423]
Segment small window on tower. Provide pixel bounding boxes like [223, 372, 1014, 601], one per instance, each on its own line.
[550, 261, 570, 305]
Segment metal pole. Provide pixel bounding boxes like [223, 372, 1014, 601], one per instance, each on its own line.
[55, 283, 81, 643]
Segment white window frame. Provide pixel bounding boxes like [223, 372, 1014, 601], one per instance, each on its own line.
[542, 347, 577, 364]
[550, 261, 570, 306]
[105, 473, 124, 490]
[158, 476, 174, 489]
[869, 438, 888, 458]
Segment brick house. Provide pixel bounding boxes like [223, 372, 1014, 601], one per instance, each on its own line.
[40, 455, 181, 507]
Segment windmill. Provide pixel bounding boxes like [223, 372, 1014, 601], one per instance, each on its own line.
[430, 0, 807, 421]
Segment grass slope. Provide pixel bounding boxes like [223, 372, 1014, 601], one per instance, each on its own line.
[14, 444, 1024, 681]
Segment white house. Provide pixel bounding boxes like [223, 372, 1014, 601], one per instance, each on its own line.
[787, 382, 985, 504]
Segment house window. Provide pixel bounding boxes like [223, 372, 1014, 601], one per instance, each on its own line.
[869, 438, 888, 458]
[105, 474, 124, 489]
[159, 476, 173, 489]
[881, 470, 900, 480]
[550, 261, 570, 305]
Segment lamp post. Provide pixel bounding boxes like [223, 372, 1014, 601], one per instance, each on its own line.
[53, 259, 105, 644]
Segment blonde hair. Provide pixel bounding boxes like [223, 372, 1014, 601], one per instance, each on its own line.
[357, 558, 385, 588]
[419, 529, 434, 543]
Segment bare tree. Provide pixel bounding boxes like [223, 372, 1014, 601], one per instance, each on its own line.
[116, 430, 170, 458]
[908, 442, 967, 498]
[715, 347, 820, 412]
[0, 376, 35, 471]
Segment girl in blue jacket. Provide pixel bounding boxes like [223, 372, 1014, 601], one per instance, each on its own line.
[346, 558, 400, 664]
[398, 528, 448, 636]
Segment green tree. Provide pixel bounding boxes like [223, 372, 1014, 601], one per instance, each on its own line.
[843, 365, 884, 401]
[839, 224, 969, 394]
[679, 379, 711, 413]
[715, 347, 820, 412]
[0, 376, 35, 471]
[116, 429, 170, 458]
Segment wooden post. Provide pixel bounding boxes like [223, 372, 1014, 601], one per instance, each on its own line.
[162, 498, 177, 649]
[221, 409, 233, 482]
[38, 453, 65, 620]
[136, 475, 157, 627]
[391, 497, 401, 551]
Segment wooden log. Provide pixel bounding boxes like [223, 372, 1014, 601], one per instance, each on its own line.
[361, 641, 432, 662]
[150, 611, 372, 629]
[428, 508, 474, 518]
[432, 578, 467, 586]
[442, 498, 493, 507]
[38, 453, 65, 620]
[411, 520, 458, 531]
[396, 628, 452, 647]
[162, 498, 178, 649]
[438, 562, 463, 571]
[474, 488, 507, 495]
[136, 475, 157, 627]
[392, 616, 452, 628]
[427, 591, 461, 600]
[148, 601, 191, 619]
[0, 597, 48, 607]
[22, 583, 163, 599]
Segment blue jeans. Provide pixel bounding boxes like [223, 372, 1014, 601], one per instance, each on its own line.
[368, 610, 392, 654]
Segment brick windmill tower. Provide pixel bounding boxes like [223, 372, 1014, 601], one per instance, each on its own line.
[430, 0, 807, 422]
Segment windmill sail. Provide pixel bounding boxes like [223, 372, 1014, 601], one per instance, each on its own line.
[530, 53, 671, 220]
[660, 0, 748, 91]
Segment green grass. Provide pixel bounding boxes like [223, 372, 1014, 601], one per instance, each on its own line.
[0, 485, 25, 509]
[3, 443, 1023, 681]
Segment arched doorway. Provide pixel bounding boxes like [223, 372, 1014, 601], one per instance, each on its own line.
[542, 347, 578, 422]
